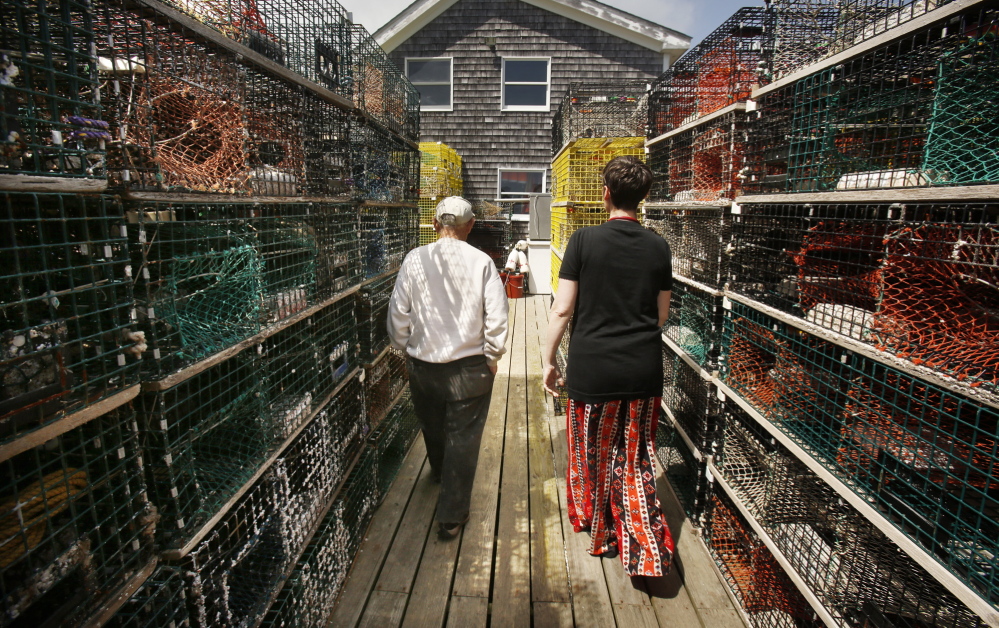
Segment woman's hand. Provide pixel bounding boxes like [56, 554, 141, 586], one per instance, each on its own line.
[543, 363, 564, 397]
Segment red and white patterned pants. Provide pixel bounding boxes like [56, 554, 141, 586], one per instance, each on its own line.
[566, 397, 675, 576]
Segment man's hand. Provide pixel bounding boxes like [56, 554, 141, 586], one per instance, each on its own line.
[488, 363, 498, 376]
[542, 363, 563, 397]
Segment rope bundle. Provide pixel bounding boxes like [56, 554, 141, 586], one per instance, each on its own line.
[0, 469, 88, 569]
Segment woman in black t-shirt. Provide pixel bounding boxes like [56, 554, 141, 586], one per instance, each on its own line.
[542, 156, 674, 578]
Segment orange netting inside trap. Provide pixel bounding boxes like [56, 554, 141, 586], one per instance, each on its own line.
[838, 371, 999, 492]
[696, 39, 756, 118]
[130, 74, 249, 193]
[709, 495, 818, 620]
[791, 221, 886, 313]
[689, 126, 744, 201]
[870, 223, 999, 388]
[726, 316, 779, 413]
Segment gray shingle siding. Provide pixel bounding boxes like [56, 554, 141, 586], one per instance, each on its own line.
[389, 0, 663, 203]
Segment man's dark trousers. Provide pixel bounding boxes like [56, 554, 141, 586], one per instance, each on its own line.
[407, 354, 495, 525]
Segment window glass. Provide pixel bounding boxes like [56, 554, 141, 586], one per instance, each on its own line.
[406, 58, 452, 109]
[504, 60, 548, 82]
[504, 85, 548, 107]
[499, 171, 545, 197]
[502, 58, 549, 110]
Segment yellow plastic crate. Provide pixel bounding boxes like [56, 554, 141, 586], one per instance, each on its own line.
[551, 137, 645, 203]
[420, 142, 463, 197]
[551, 249, 562, 295]
[550, 202, 606, 255]
[419, 224, 438, 245]
[419, 197, 441, 224]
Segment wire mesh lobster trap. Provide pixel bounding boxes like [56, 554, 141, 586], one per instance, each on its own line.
[104, 565, 191, 628]
[369, 391, 419, 498]
[1, 193, 140, 444]
[663, 279, 726, 370]
[359, 204, 417, 278]
[663, 344, 721, 455]
[648, 8, 768, 138]
[706, 490, 824, 628]
[0, 405, 155, 627]
[179, 377, 363, 627]
[350, 122, 419, 202]
[644, 203, 730, 289]
[356, 271, 396, 363]
[647, 110, 749, 202]
[419, 142, 462, 198]
[727, 201, 999, 394]
[717, 399, 990, 628]
[655, 417, 712, 525]
[364, 348, 407, 432]
[746, 5, 999, 194]
[468, 218, 512, 270]
[259, 447, 377, 628]
[551, 137, 645, 204]
[552, 81, 649, 155]
[721, 301, 999, 604]
[315, 202, 361, 300]
[348, 26, 420, 142]
[1, 0, 107, 180]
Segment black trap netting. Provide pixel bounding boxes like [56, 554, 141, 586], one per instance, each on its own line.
[655, 414, 712, 524]
[644, 204, 730, 290]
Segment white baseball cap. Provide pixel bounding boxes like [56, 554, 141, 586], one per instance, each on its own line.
[435, 196, 474, 226]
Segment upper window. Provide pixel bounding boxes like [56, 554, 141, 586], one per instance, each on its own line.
[406, 58, 452, 111]
[501, 58, 550, 111]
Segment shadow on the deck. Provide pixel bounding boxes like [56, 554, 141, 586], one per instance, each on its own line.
[328, 295, 746, 628]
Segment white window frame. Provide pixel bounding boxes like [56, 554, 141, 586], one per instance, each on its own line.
[405, 57, 453, 112]
[498, 168, 547, 220]
[500, 57, 550, 112]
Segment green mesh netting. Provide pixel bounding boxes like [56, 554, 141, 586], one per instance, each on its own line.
[923, 36, 999, 185]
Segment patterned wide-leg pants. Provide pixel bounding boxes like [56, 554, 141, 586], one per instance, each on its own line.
[566, 397, 675, 576]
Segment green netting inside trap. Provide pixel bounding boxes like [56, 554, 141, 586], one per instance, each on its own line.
[663, 280, 723, 368]
[254, 217, 318, 323]
[0, 0, 105, 178]
[923, 35, 999, 185]
[0, 406, 153, 627]
[104, 565, 189, 628]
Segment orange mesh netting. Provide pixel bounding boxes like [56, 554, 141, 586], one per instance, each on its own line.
[838, 371, 999, 492]
[696, 38, 756, 118]
[791, 221, 886, 313]
[689, 126, 745, 201]
[870, 223, 999, 388]
[726, 316, 779, 413]
[130, 74, 249, 192]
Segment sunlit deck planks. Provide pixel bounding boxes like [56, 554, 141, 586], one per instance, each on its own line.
[328, 295, 746, 628]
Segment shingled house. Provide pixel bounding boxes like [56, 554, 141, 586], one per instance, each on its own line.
[374, 0, 690, 217]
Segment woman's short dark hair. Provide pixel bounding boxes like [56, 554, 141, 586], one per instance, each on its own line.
[602, 156, 652, 210]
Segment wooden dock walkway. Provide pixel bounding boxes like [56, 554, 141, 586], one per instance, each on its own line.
[328, 295, 746, 628]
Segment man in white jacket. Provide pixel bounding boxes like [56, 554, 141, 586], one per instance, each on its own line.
[387, 197, 509, 539]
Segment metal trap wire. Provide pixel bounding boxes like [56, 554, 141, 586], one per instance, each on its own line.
[718, 400, 990, 628]
[655, 415, 712, 525]
[663, 345, 720, 455]
[727, 201, 999, 394]
[1, 0, 106, 179]
[647, 8, 768, 137]
[356, 271, 397, 363]
[180, 376, 363, 627]
[549, 203, 606, 257]
[468, 218, 512, 270]
[663, 279, 725, 369]
[747, 5, 999, 194]
[360, 204, 417, 278]
[706, 490, 823, 628]
[0, 193, 140, 444]
[93, 2, 251, 194]
[310, 297, 358, 397]
[104, 565, 191, 628]
[315, 202, 361, 300]
[0, 405, 154, 627]
[349, 25, 420, 142]
[647, 110, 749, 202]
[261, 440, 377, 628]
[551, 137, 645, 204]
[369, 390, 419, 498]
[552, 81, 649, 155]
[721, 301, 999, 604]
[419, 142, 462, 198]
[644, 204, 730, 290]
[364, 348, 407, 432]
[350, 121, 420, 202]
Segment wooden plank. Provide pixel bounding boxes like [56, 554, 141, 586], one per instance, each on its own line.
[525, 297, 571, 603]
[543, 305, 618, 628]
[646, 567, 704, 628]
[450, 303, 516, 599]
[373, 462, 438, 594]
[400, 521, 463, 628]
[444, 596, 489, 628]
[490, 298, 532, 628]
[610, 603, 664, 628]
[646, 102, 748, 147]
[532, 601, 574, 628]
[81, 558, 157, 628]
[602, 556, 655, 608]
[124, 191, 353, 204]
[736, 183, 999, 205]
[357, 591, 409, 628]
[328, 440, 427, 628]
[0, 384, 140, 464]
[0, 174, 108, 193]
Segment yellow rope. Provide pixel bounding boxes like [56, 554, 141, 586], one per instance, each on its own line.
[0, 469, 88, 569]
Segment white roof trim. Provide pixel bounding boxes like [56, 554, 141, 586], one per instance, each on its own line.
[375, 0, 690, 54]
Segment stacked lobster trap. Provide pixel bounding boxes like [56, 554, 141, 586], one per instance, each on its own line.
[551, 81, 649, 156]
[0, 0, 422, 623]
[647, 1, 999, 626]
